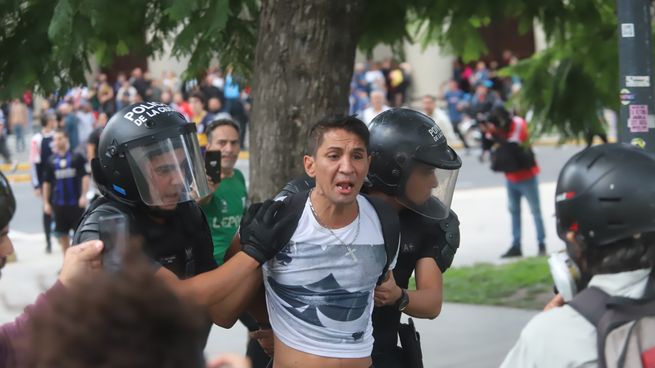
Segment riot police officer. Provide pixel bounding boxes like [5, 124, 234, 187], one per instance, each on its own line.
[367, 108, 461, 368]
[72, 102, 292, 338]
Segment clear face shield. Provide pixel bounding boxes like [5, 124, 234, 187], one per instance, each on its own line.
[125, 131, 211, 209]
[397, 164, 459, 220]
[397, 144, 461, 220]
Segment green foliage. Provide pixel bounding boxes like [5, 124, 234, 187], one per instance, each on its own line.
[0, 0, 256, 98]
[358, 0, 622, 139]
[503, 0, 618, 139]
[0, 0, 641, 139]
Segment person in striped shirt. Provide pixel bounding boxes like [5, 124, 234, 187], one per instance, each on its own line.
[43, 129, 90, 253]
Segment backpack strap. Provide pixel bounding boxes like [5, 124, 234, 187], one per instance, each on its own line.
[72, 195, 111, 244]
[272, 189, 311, 249]
[568, 287, 613, 368]
[568, 286, 611, 327]
[362, 193, 401, 285]
[569, 283, 655, 368]
[643, 268, 655, 299]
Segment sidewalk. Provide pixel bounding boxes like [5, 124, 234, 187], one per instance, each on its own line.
[453, 181, 563, 266]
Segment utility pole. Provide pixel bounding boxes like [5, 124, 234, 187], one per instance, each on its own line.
[617, 0, 655, 151]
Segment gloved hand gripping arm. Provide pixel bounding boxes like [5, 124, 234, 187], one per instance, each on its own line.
[239, 199, 296, 264]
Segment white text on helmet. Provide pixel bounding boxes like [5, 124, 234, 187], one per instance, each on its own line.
[428, 126, 444, 142]
[123, 103, 176, 126]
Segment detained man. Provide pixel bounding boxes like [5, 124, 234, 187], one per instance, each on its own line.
[252, 116, 400, 368]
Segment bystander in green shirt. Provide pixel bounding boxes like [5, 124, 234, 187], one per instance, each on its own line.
[200, 169, 247, 265]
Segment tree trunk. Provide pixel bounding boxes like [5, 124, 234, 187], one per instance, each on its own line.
[249, 0, 365, 202]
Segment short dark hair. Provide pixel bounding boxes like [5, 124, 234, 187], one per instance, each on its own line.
[206, 118, 240, 143]
[306, 115, 369, 156]
[189, 92, 206, 107]
[21, 263, 206, 368]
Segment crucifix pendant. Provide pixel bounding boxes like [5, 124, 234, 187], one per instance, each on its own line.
[345, 246, 358, 262]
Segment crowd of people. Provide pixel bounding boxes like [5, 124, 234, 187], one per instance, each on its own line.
[349, 52, 523, 155]
[0, 55, 653, 368]
[0, 66, 253, 256]
[0, 65, 252, 164]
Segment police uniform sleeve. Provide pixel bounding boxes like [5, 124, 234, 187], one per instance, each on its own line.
[72, 205, 110, 244]
[438, 210, 460, 272]
[428, 210, 461, 273]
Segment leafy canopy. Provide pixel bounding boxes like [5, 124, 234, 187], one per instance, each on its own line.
[0, 0, 634, 138]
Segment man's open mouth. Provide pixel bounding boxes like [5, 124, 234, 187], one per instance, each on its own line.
[336, 181, 354, 194]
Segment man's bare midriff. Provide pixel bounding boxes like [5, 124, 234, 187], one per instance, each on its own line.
[273, 336, 372, 368]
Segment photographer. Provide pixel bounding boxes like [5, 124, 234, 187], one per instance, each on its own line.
[484, 106, 546, 258]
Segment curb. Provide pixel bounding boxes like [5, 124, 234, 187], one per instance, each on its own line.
[0, 163, 30, 172]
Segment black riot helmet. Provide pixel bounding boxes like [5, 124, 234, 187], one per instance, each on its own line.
[0, 172, 16, 229]
[555, 143, 655, 248]
[93, 102, 211, 208]
[368, 108, 461, 220]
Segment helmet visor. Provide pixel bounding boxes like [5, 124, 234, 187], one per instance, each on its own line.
[397, 165, 459, 220]
[125, 131, 210, 208]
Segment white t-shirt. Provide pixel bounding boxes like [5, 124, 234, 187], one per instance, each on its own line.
[263, 195, 396, 358]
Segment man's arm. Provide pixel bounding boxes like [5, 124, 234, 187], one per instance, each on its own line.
[160, 199, 294, 319]
[79, 175, 90, 208]
[403, 257, 442, 318]
[206, 235, 264, 328]
[86, 143, 96, 162]
[207, 269, 264, 328]
[77, 154, 90, 208]
[41, 159, 53, 203]
[220, 234, 271, 329]
[42, 182, 52, 215]
[374, 257, 443, 319]
[156, 251, 260, 308]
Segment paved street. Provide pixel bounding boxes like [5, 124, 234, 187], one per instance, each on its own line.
[1, 143, 586, 367]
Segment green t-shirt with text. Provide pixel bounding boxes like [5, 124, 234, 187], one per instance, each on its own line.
[200, 169, 247, 265]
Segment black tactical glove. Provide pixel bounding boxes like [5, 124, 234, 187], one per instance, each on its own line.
[240, 199, 296, 265]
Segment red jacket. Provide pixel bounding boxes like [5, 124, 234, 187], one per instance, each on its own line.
[503, 116, 540, 183]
